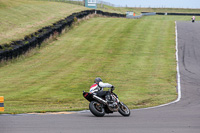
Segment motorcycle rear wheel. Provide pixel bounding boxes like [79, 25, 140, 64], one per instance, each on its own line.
[118, 102, 130, 117]
[89, 101, 105, 117]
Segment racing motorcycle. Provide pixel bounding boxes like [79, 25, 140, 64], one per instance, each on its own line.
[83, 88, 130, 117]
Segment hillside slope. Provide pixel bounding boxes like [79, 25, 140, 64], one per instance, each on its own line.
[0, 0, 88, 45]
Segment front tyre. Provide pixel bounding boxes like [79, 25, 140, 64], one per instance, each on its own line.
[89, 101, 105, 117]
[118, 102, 130, 117]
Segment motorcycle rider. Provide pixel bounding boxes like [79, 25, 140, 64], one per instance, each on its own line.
[90, 77, 114, 104]
[192, 16, 195, 22]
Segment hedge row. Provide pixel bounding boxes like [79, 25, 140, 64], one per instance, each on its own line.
[0, 10, 125, 61]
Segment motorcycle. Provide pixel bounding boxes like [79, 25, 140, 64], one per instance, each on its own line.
[83, 88, 130, 117]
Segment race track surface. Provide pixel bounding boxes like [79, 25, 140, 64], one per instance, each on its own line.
[1, 21, 200, 133]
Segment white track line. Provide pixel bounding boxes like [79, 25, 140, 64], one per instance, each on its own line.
[134, 21, 181, 110]
[175, 21, 182, 102]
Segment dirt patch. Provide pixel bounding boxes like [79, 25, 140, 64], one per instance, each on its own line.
[28, 111, 76, 115]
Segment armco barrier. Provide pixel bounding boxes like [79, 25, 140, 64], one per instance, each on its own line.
[0, 96, 4, 112]
[142, 12, 156, 16]
[126, 14, 142, 19]
[126, 12, 156, 19]
[0, 10, 125, 61]
[142, 12, 200, 16]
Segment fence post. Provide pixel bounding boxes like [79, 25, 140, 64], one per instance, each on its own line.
[0, 96, 4, 112]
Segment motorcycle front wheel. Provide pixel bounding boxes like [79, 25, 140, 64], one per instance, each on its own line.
[118, 102, 130, 117]
[89, 101, 105, 117]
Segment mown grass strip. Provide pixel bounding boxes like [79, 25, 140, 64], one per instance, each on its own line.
[0, 16, 178, 114]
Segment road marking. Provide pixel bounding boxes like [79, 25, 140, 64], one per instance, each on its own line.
[175, 21, 182, 102]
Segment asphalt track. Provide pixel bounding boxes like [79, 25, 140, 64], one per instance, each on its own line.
[1, 21, 200, 133]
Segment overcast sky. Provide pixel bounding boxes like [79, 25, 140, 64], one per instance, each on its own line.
[99, 0, 200, 9]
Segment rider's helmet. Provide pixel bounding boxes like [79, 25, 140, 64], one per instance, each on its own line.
[94, 77, 102, 83]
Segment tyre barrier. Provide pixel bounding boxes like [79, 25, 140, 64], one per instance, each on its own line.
[0, 10, 125, 61]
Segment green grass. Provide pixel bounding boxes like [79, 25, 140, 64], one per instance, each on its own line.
[0, 0, 88, 45]
[0, 15, 179, 114]
[0, 0, 196, 114]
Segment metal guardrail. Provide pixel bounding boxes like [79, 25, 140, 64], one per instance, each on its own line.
[142, 12, 200, 16]
[126, 12, 156, 19]
[126, 14, 142, 19]
[142, 12, 156, 16]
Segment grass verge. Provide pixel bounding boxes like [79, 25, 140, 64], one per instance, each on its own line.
[0, 16, 178, 114]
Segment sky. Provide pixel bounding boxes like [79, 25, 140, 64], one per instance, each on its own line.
[99, 0, 200, 9]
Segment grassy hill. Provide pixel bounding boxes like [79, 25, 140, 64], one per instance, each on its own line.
[0, 0, 88, 45]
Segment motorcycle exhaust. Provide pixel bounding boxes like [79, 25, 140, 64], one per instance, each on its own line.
[93, 95, 107, 105]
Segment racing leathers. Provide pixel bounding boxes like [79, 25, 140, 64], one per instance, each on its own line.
[90, 81, 113, 102]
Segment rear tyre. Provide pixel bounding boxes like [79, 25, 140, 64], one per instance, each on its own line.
[118, 102, 130, 117]
[89, 101, 105, 117]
